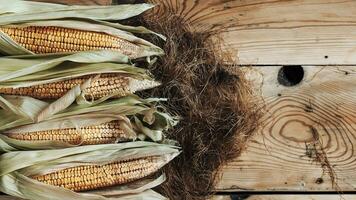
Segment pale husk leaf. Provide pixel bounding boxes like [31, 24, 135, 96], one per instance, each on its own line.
[0, 1, 153, 23]
[0, 50, 130, 82]
[0, 62, 149, 89]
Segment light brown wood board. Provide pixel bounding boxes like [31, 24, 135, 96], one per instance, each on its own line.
[147, 0, 356, 193]
[216, 65, 356, 191]
[148, 0, 356, 65]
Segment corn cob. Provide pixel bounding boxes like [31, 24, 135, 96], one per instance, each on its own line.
[6, 121, 133, 145]
[0, 73, 159, 99]
[31, 156, 162, 191]
[0, 26, 141, 57]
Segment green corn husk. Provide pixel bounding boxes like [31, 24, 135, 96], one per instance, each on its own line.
[0, 141, 180, 200]
[0, 1, 164, 57]
[0, 51, 159, 102]
[0, 95, 178, 152]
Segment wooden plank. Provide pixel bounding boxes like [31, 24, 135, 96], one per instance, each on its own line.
[149, 0, 356, 65]
[33, 0, 112, 5]
[216, 65, 356, 191]
[146, 0, 356, 193]
[212, 195, 356, 200]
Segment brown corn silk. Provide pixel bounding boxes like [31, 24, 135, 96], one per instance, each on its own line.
[6, 120, 132, 145]
[0, 74, 132, 99]
[0, 26, 141, 57]
[136, 11, 261, 200]
[31, 156, 162, 192]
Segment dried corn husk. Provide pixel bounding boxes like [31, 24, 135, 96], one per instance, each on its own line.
[0, 141, 180, 200]
[0, 1, 155, 23]
[0, 95, 178, 151]
[0, 1, 164, 57]
[0, 51, 159, 102]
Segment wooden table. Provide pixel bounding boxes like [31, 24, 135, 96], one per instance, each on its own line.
[2, 0, 356, 199]
[149, 0, 356, 199]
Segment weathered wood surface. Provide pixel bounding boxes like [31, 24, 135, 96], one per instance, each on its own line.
[212, 195, 356, 200]
[148, 0, 356, 65]
[147, 0, 356, 193]
[216, 66, 356, 191]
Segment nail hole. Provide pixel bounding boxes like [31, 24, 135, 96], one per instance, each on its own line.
[315, 178, 324, 184]
[324, 55, 328, 59]
[278, 65, 304, 86]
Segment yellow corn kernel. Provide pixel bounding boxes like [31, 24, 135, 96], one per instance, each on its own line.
[0, 26, 141, 57]
[6, 121, 133, 145]
[31, 156, 161, 191]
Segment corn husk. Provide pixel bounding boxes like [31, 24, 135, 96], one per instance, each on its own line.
[0, 51, 150, 86]
[0, 1, 164, 57]
[0, 95, 178, 151]
[0, 1, 151, 21]
[0, 141, 180, 200]
[0, 51, 159, 106]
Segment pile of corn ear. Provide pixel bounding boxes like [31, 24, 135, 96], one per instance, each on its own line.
[0, 1, 180, 199]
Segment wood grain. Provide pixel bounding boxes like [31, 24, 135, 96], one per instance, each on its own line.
[148, 0, 356, 65]
[146, 0, 356, 193]
[33, 0, 112, 5]
[216, 66, 356, 191]
[212, 195, 356, 200]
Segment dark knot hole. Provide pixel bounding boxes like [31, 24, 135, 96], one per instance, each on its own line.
[278, 65, 304, 86]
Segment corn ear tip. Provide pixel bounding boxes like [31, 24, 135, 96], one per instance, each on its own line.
[146, 3, 156, 9]
[164, 150, 181, 164]
[129, 78, 161, 92]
